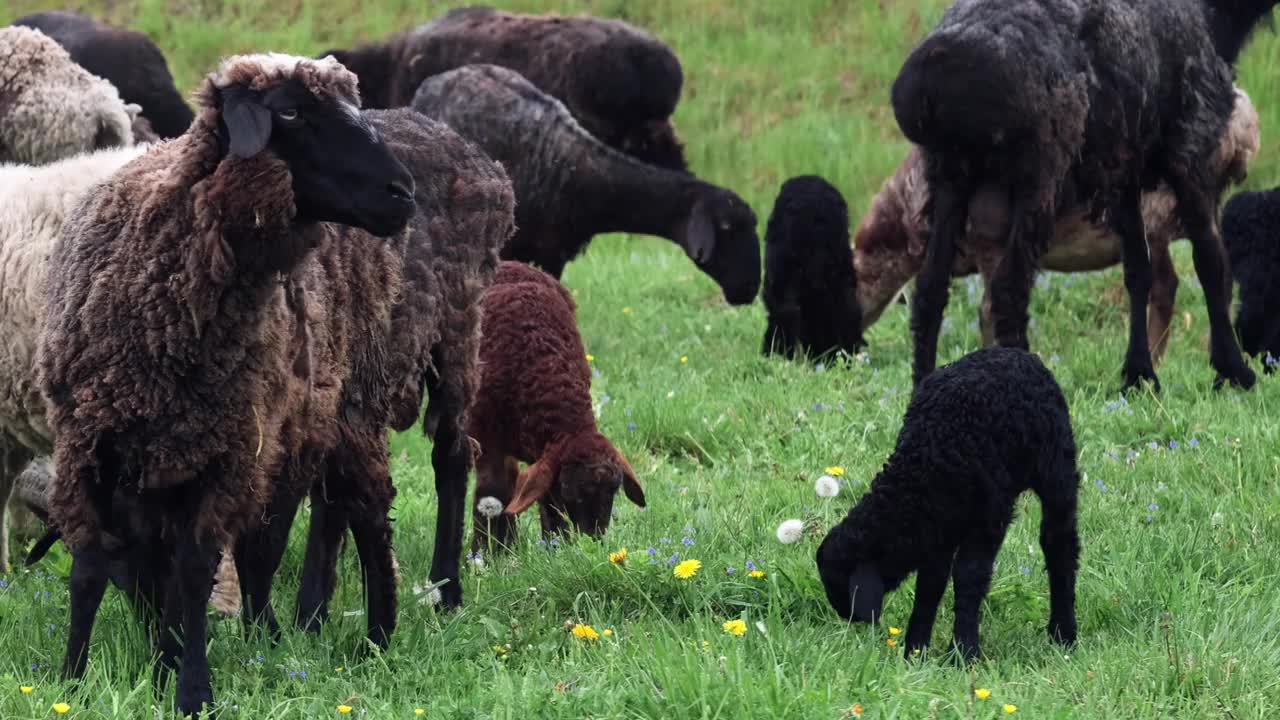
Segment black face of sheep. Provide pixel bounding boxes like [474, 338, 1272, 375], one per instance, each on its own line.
[816, 533, 886, 624]
[683, 189, 762, 305]
[217, 78, 416, 237]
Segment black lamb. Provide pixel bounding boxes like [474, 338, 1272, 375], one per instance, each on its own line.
[816, 347, 1079, 661]
[761, 175, 864, 359]
[411, 64, 760, 305]
[892, 0, 1275, 392]
[1222, 188, 1280, 367]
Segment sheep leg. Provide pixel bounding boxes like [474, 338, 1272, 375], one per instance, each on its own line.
[235, 488, 303, 640]
[950, 535, 1002, 662]
[1168, 174, 1255, 389]
[1038, 490, 1080, 647]
[427, 423, 469, 610]
[911, 176, 969, 385]
[987, 199, 1049, 351]
[348, 505, 397, 648]
[1114, 190, 1160, 390]
[295, 480, 348, 632]
[172, 531, 219, 716]
[472, 451, 518, 553]
[62, 543, 110, 679]
[1147, 236, 1179, 364]
[903, 554, 954, 658]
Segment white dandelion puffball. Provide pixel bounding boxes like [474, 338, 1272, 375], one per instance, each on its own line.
[815, 474, 840, 498]
[776, 519, 804, 544]
[427, 587, 443, 606]
[477, 496, 504, 518]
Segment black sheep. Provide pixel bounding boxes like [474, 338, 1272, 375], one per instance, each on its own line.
[761, 175, 864, 360]
[11, 11, 194, 139]
[892, 0, 1274, 392]
[816, 348, 1079, 661]
[1223, 188, 1280, 367]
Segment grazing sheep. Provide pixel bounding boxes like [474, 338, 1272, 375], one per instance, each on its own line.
[0, 145, 148, 575]
[11, 11, 194, 139]
[411, 64, 760, 304]
[0, 26, 139, 165]
[324, 6, 686, 169]
[816, 347, 1079, 661]
[238, 108, 513, 637]
[1223, 188, 1280, 367]
[38, 53, 415, 715]
[468, 261, 645, 552]
[761, 175, 864, 360]
[853, 87, 1259, 360]
[892, 0, 1271, 391]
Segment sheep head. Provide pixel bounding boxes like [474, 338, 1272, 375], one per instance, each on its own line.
[200, 53, 415, 238]
[505, 431, 644, 538]
[816, 526, 885, 624]
[680, 186, 762, 305]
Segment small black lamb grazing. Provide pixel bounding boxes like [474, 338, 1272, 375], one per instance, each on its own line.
[761, 176, 864, 360]
[11, 11, 193, 138]
[411, 64, 760, 304]
[892, 0, 1274, 392]
[816, 347, 1080, 661]
[1222, 188, 1280, 367]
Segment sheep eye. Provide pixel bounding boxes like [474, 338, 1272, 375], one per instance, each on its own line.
[719, 221, 731, 231]
[277, 109, 299, 121]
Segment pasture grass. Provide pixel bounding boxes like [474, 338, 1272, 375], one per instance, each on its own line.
[3, 0, 1280, 717]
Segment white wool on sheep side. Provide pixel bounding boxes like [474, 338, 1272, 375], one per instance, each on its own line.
[776, 519, 804, 544]
[476, 495, 504, 518]
[814, 474, 840, 498]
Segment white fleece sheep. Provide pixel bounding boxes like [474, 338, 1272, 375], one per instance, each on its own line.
[0, 26, 139, 165]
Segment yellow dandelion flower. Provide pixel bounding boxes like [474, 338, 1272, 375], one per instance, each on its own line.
[585, 354, 594, 362]
[337, 705, 353, 714]
[825, 466, 845, 476]
[52, 704, 71, 715]
[1003, 704, 1018, 714]
[975, 688, 991, 699]
[680, 356, 688, 364]
[603, 628, 614, 637]
[571, 623, 600, 641]
[415, 710, 425, 716]
[748, 569, 766, 578]
[335, 666, 344, 673]
[673, 559, 702, 578]
[722, 619, 747, 636]
[851, 703, 864, 716]
[19, 686, 33, 694]
[888, 626, 902, 635]
[885, 638, 898, 647]
[609, 547, 627, 564]
[700, 639, 710, 649]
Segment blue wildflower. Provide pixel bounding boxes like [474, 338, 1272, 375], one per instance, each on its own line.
[745, 560, 757, 572]
[681, 536, 695, 546]
[1189, 438, 1199, 448]
[815, 362, 826, 372]
[1148, 502, 1159, 511]
[628, 421, 636, 432]
[666, 553, 679, 566]
[0, 579, 8, 589]
[1169, 440, 1178, 450]
[624, 407, 632, 417]
[726, 567, 736, 575]
[660, 537, 671, 544]
[549, 538, 560, 548]
[646, 547, 657, 556]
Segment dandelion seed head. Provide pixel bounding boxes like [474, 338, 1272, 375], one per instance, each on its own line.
[815, 474, 840, 498]
[476, 496, 504, 518]
[776, 519, 804, 544]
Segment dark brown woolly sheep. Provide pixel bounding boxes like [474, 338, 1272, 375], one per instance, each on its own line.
[468, 261, 645, 552]
[892, 0, 1272, 391]
[411, 64, 761, 305]
[853, 87, 1259, 360]
[237, 108, 513, 638]
[323, 6, 686, 169]
[12, 11, 194, 139]
[38, 53, 415, 715]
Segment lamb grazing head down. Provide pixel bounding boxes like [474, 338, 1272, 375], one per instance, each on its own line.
[506, 430, 645, 538]
[682, 186, 761, 305]
[202, 54, 415, 237]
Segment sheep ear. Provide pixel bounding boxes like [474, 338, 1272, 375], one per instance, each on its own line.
[684, 199, 716, 264]
[850, 563, 885, 623]
[617, 454, 645, 508]
[506, 460, 555, 515]
[222, 91, 273, 159]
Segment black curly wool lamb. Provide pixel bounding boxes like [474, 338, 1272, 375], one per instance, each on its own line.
[761, 175, 863, 360]
[893, 0, 1274, 392]
[816, 348, 1079, 661]
[1223, 188, 1280, 367]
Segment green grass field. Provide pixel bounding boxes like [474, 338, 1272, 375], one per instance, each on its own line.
[4, 1, 1280, 717]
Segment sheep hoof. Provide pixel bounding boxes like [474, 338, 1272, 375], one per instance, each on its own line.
[1120, 366, 1160, 394]
[1048, 621, 1077, 647]
[433, 579, 463, 610]
[1213, 365, 1256, 391]
[174, 682, 213, 718]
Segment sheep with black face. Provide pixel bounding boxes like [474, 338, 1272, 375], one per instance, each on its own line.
[38, 53, 413, 716]
[411, 64, 761, 305]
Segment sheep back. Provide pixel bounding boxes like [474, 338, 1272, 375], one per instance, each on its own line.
[0, 26, 136, 165]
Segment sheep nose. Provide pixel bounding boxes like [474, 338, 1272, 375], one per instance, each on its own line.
[387, 179, 414, 202]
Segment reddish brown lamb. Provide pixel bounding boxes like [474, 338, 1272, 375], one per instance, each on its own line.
[469, 261, 645, 552]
